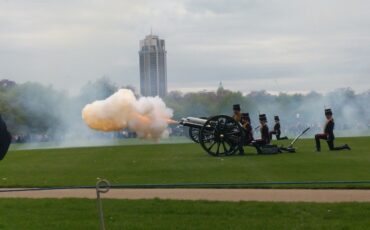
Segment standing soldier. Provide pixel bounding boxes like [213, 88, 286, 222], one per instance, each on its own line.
[232, 104, 241, 122]
[241, 113, 254, 145]
[232, 104, 244, 155]
[252, 114, 270, 154]
[269, 115, 288, 140]
[315, 109, 351, 152]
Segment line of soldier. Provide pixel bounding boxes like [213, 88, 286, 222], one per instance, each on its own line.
[232, 104, 350, 155]
[0, 104, 353, 161]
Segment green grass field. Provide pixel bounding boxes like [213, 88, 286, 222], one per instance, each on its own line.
[0, 136, 369, 188]
[9, 136, 191, 151]
[0, 199, 369, 230]
[1, 137, 370, 229]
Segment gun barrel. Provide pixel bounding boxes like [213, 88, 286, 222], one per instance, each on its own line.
[179, 117, 207, 128]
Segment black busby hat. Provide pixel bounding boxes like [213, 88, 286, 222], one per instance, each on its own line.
[233, 104, 241, 111]
[325, 108, 333, 116]
[274, 115, 280, 121]
[241, 113, 250, 120]
[259, 114, 267, 122]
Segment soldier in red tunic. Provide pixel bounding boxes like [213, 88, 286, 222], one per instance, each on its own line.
[315, 109, 351, 152]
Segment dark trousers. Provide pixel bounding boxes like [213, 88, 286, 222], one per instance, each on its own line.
[315, 134, 347, 151]
[252, 139, 267, 154]
[238, 138, 245, 154]
[245, 138, 254, 145]
[269, 131, 288, 140]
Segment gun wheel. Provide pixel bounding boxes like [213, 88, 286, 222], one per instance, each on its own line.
[188, 127, 200, 143]
[199, 115, 244, 157]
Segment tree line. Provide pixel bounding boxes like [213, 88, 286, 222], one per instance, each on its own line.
[0, 78, 369, 141]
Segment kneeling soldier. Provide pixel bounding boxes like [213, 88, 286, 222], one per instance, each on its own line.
[252, 114, 270, 154]
[315, 109, 351, 152]
[269, 115, 288, 140]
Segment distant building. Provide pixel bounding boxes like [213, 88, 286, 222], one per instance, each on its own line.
[139, 34, 167, 97]
[0, 79, 16, 89]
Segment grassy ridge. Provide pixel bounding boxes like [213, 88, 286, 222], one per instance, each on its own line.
[0, 137, 369, 188]
[0, 199, 369, 230]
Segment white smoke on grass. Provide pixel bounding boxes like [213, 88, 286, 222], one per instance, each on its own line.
[82, 89, 174, 140]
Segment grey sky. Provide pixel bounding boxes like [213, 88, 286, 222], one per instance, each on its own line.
[1, 0, 369, 94]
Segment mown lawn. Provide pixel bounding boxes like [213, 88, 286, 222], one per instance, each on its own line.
[0, 199, 369, 230]
[0, 137, 369, 188]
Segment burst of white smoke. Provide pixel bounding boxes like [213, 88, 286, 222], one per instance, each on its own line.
[81, 89, 173, 140]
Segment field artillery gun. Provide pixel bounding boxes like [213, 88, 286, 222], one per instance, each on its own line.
[179, 115, 244, 156]
[179, 115, 310, 156]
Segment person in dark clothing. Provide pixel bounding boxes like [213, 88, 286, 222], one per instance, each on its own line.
[269, 115, 288, 140]
[232, 104, 244, 155]
[241, 113, 254, 145]
[315, 109, 351, 152]
[0, 114, 11, 161]
[252, 114, 270, 154]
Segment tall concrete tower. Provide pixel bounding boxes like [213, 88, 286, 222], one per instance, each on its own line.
[139, 34, 167, 97]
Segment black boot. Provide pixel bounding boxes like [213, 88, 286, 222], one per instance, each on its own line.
[344, 144, 351, 150]
[238, 146, 245, 155]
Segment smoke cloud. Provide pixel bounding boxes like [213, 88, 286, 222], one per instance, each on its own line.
[82, 89, 174, 140]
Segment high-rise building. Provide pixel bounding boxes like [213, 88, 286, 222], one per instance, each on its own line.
[139, 34, 167, 97]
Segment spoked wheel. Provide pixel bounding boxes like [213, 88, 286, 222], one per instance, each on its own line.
[188, 127, 200, 143]
[199, 115, 244, 157]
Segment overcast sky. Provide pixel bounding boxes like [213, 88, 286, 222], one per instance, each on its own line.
[1, 0, 369, 95]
